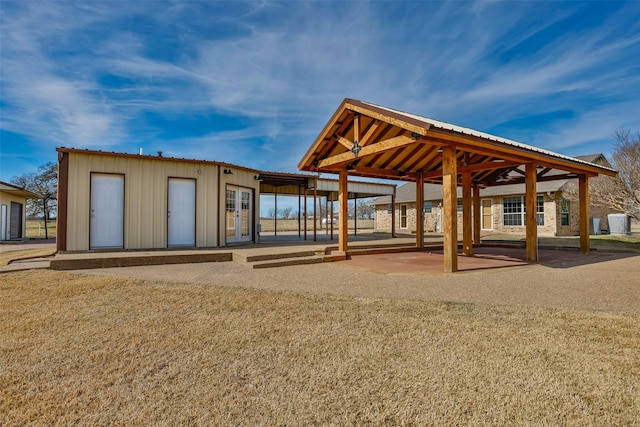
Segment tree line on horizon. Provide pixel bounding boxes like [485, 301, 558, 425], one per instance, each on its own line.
[10, 131, 640, 224]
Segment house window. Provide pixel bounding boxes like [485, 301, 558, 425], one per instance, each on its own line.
[536, 195, 545, 226]
[387, 204, 392, 214]
[457, 199, 463, 212]
[503, 196, 523, 226]
[561, 198, 570, 226]
[400, 204, 408, 228]
[424, 201, 433, 214]
[503, 195, 546, 227]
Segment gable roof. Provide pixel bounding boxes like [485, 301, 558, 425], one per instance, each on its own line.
[0, 181, 42, 199]
[299, 99, 617, 186]
[57, 147, 262, 174]
[371, 180, 569, 206]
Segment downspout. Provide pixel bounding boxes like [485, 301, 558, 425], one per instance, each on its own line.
[7, 250, 58, 265]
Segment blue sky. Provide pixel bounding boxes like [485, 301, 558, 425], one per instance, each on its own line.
[1, 0, 639, 190]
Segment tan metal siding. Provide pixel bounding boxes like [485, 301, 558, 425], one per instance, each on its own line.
[65, 153, 261, 251]
[0, 192, 29, 240]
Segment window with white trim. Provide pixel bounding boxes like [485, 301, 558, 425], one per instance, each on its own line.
[503, 196, 523, 226]
[424, 201, 433, 213]
[536, 195, 545, 226]
[503, 195, 546, 226]
[561, 198, 570, 226]
[400, 204, 408, 228]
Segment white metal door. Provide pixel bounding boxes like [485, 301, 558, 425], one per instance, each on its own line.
[90, 174, 124, 249]
[226, 186, 252, 243]
[168, 178, 196, 247]
[1, 204, 7, 240]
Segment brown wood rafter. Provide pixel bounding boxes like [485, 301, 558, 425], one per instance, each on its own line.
[427, 129, 614, 177]
[316, 134, 419, 170]
[315, 111, 355, 160]
[359, 119, 381, 146]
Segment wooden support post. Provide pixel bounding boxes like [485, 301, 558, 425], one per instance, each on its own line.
[525, 163, 538, 262]
[338, 168, 349, 252]
[274, 189, 278, 237]
[462, 171, 472, 256]
[391, 191, 396, 238]
[442, 145, 458, 272]
[473, 184, 481, 245]
[416, 171, 424, 248]
[579, 174, 590, 254]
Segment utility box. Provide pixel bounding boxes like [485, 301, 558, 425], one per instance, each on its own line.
[589, 217, 602, 235]
[608, 214, 631, 235]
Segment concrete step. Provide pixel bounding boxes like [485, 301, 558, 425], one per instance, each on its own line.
[250, 255, 323, 269]
[233, 250, 316, 264]
[50, 252, 233, 270]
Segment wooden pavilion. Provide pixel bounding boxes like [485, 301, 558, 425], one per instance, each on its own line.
[298, 98, 617, 272]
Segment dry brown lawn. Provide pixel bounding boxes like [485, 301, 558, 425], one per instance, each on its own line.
[0, 247, 56, 267]
[2, 270, 639, 426]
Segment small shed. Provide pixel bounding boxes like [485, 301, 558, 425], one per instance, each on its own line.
[56, 148, 262, 252]
[0, 181, 42, 241]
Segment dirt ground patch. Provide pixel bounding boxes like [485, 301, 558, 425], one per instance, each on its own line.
[2, 269, 639, 425]
[75, 250, 640, 312]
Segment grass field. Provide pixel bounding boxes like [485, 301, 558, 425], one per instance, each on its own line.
[25, 220, 57, 239]
[2, 270, 639, 425]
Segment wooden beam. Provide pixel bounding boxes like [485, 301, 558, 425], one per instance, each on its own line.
[336, 136, 353, 150]
[300, 105, 350, 169]
[315, 111, 355, 161]
[428, 128, 616, 177]
[462, 171, 472, 256]
[359, 120, 380, 147]
[488, 172, 597, 186]
[346, 103, 430, 136]
[338, 168, 349, 252]
[422, 160, 522, 180]
[525, 163, 538, 262]
[579, 174, 590, 254]
[353, 114, 360, 143]
[473, 184, 481, 244]
[442, 145, 458, 272]
[316, 134, 417, 169]
[350, 166, 413, 181]
[416, 172, 424, 248]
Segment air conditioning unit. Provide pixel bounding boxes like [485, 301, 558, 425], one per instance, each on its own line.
[607, 214, 631, 235]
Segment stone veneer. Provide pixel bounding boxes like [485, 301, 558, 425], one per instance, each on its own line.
[375, 191, 590, 237]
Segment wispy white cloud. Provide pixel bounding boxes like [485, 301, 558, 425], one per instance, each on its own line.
[1, 0, 639, 181]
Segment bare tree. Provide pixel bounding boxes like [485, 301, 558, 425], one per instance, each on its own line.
[356, 199, 375, 219]
[280, 207, 293, 219]
[589, 130, 640, 220]
[11, 161, 57, 220]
